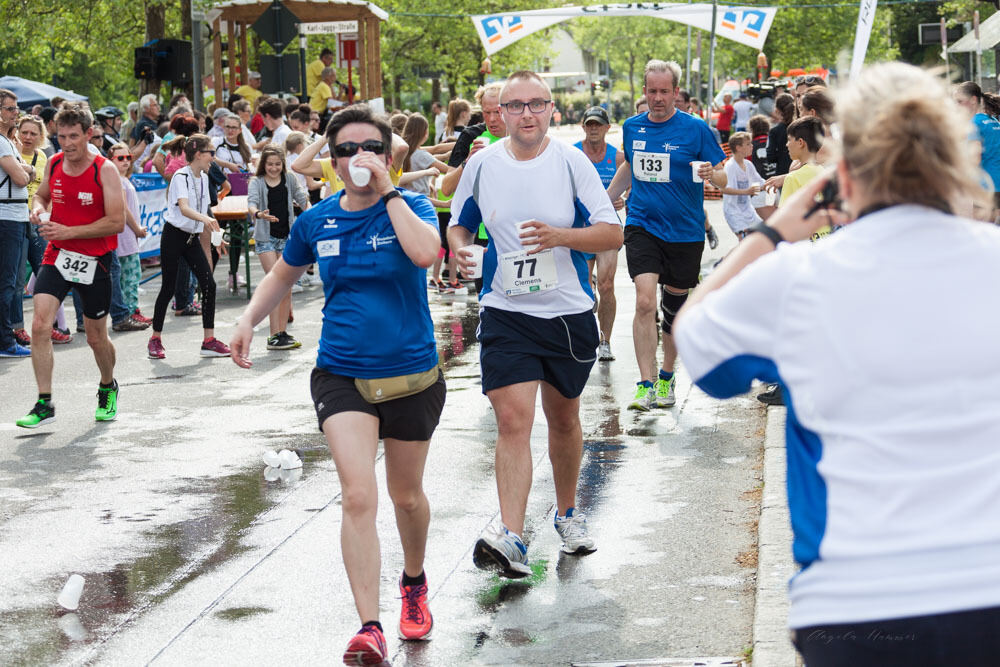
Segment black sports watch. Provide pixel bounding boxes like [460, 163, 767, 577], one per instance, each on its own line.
[382, 190, 402, 205]
[749, 223, 785, 246]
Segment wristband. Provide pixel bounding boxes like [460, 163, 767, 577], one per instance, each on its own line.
[382, 190, 402, 205]
[749, 223, 785, 247]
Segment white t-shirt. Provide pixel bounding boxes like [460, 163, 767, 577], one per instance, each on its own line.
[733, 99, 754, 129]
[164, 166, 210, 233]
[269, 123, 291, 149]
[404, 149, 435, 196]
[117, 176, 141, 257]
[722, 158, 763, 233]
[450, 138, 620, 317]
[434, 111, 447, 143]
[212, 135, 249, 174]
[0, 134, 29, 221]
[675, 205, 1000, 629]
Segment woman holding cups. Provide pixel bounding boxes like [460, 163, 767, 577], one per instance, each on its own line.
[147, 135, 230, 360]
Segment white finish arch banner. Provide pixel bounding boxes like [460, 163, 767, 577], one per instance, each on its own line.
[471, 4, 779, 55]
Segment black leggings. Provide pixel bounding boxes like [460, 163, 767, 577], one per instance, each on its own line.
[153, 223, 216, 332]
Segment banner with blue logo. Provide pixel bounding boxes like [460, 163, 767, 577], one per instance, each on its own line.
[130, 173, 167, 259]
[472, 4, 778, 55]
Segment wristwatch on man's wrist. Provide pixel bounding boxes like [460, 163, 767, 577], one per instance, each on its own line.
[382, 190, 402, 205]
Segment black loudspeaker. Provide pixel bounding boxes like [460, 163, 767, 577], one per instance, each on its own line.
[152, 39, 193, 84]
[134, 47, 156, 80]
[260, 54, 302, 95]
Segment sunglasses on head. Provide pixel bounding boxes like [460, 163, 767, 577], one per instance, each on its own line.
[333, 140, 386, 158]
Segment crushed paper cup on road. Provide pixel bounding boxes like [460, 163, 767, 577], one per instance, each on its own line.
[263, 466, 281, 482]
[461, 245, 484, 279]
[57, 574, 85, 611]
[278, 449, 302, 470]
[262, 450, 281, 468]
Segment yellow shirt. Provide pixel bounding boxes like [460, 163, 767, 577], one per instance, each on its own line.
[306, 60, 327, 95]
[233, 85, 262, 109]
[20, 149, 46, 206]
[320, 158, 346, 194]
[319, 158, 400, 193]
[310, 81, 333, 113]
[778, 162, 823, 206]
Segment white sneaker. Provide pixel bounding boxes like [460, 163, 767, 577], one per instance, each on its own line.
[291, 281, 304, 293]
[308, 272, 323, 286]
[598, 340, 615, 361]
[472, 524, 531, 578]
[554, 509, 596, 554]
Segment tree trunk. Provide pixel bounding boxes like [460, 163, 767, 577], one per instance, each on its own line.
[141, 0, 166, 99]
[393, 74, 403, 110]
[431, 77, 441, 105]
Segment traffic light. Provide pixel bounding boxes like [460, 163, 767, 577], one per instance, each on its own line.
[601, 79, 610, 90]
[590, 82, 597, 94]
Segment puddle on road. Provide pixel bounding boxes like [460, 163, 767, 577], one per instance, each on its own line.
[0, 442, 327, 666]
[214, 606, 274, 621]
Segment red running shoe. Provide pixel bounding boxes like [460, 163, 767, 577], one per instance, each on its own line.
[50, 328, 73, 345]
[132, 309, 152, 325]
[343, 624, 388, 666]
[147, 337, 165, 359]
[398, 576, 433, 640]
[200, 337, 231, 357]
[13, 328, 30, 347]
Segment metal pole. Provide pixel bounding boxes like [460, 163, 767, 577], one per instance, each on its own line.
[606, 44, 611, 110]
[192, 7, 204, 110]
[975, 10, 982, 86]
[708, 0, 718, 114]
[299, 32, 308, 98]
[685, 0, 692, 89]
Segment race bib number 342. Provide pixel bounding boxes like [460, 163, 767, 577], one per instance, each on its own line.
[56, 249, 98, 285]
[633, 151, 669, 183]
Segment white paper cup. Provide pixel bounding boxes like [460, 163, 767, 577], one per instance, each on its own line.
[750, 191, 768, 208]
[517, 220, 539, 251]
[348, 154, 371, 187]
[461, 244, 484, 279]
[262, 450, 281, 468]
[691, 161, 708, 183]
[57, 574, 85, 611]
[279, 449, 302, 470]
[38, 212, 51, 223]
[211, 230, 224, 246]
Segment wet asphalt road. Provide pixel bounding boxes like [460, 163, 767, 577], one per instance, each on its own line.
[1, 167, 766, 666]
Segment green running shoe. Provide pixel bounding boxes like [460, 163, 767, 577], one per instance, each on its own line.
[627, 383, 654, 411]
[16, 399, 55, 429]
[654, 376, 676, 407]
[96, 380, 119, 422]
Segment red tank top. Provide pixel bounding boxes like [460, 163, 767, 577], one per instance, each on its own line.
[43, 152, 117, 262]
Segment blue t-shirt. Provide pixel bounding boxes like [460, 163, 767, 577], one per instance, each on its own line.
[282, 188, 440, 378]
[973, 113, 1000, 191]
[622, 110, 726, 242]
[573, 141, 618, 187]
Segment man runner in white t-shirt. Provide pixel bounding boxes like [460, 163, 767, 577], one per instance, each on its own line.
[448, 71, 622, 578]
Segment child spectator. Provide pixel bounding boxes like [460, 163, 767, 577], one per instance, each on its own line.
[719, 132, 764, 240]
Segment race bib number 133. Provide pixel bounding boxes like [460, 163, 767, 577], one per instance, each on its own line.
[633, 151, 669, 182]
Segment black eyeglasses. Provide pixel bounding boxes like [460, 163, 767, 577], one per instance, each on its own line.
[333, 140, 386, 158]
[198, 149, 216, 156]
[1, 105, 18, 113]
[499, 99, 551, 115]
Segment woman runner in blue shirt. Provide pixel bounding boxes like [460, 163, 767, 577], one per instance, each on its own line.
[230, 105, 445, 666]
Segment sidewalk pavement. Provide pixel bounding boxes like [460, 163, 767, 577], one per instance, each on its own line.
[753, 407, 800, 667]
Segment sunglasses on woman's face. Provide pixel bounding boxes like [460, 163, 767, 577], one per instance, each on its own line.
[333, 140, 386, 158]
[113, 155, 131, 162]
